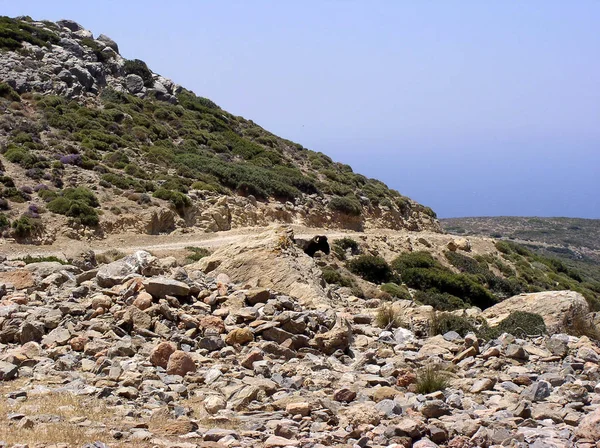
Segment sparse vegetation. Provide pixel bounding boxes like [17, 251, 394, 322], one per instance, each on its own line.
[95, 249, 126, 264]
[17, 255, 66, 264]
[415, 364, 450, 394]
[375, 304, 404, 329]
[185, 246, 211, 264]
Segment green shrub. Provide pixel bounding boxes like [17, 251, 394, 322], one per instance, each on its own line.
[153, 188, 191, 213]
[321, 266, 354, 288]
[11, 215, 41, 238]
[392, 251, 441, 272]
[348, 255, 395, 284]
[0, 212, 9, 229]
[491, 311, 546, 338]
[414, 289, 466, 311]
[4, 146, 38, 168]
[18, 255, 66, 264]
[334, 237, 360, 253]
[401, 267, 497, 309]
[445, 251, 488, 275]
[47, 187, 100, 226]
[415, 365, 450, 394]
[0, 16, 59, 50]
[375, 304, 404, 329]
[381, 283, 411, 300]
[328, 196, 362, 216]
[185, 246, 211, 263]
[429, 312, 477, 337]
[0, 82, 20, 101]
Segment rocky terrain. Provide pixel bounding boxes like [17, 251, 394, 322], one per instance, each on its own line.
[1, 227, 600, 448]
[2, 15, 600, 448]
[0, 16, 438, 245]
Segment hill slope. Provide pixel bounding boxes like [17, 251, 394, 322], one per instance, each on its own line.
[441, 216, 600, 290]
[0, 16, 439, 244]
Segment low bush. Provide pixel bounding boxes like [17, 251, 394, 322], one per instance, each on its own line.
[123, 59, 154, 87]
[96, 249, 126, 264]
[0, 212, 9, 229]
[414, 289, 466, 311]
[491, 311, 546, 338]
[185, 246, 211, 263]
[11, 215, 42, 238]
[0, 82, 20, 102]
[392, 251, 440, 272]
[321, 266, 355, 288]
[328, 196, 362, 216]
[429, 312, 477, 337]
[152, 188, 191, 214]
[348, 255, 395, 284]
[47, 187, 100, 226]
[381, 282, 411, 300]
[17, 255, 66, 264]
[334, 237, 360, 253]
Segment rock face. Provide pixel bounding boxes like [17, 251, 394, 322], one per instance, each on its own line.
[482, 290, 589, 333]
[191, 227, 331, 307]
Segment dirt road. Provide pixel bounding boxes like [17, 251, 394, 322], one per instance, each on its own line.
[0, 225, 363, 260]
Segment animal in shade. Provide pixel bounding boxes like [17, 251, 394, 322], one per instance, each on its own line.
[295, 235, 330, 257]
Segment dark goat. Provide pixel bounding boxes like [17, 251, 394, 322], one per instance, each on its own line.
[295, 235, 330, 257]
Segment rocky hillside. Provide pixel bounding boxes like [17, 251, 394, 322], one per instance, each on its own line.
[0, 16, 439, 245]
[442, 217, 600, 297]
[1, 231, 600, 447]
[441, 217, 600, 260]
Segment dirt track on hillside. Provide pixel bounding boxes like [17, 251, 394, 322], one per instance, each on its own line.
[0, 225, 364, 260]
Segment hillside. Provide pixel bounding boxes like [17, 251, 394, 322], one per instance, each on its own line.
[0, 16, 439, 245]
[441, 216, 600, 289]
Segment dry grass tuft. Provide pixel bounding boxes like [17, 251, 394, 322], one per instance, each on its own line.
[415, 364, 450, 394]
[96, 248, 126, 264]
[375, 304, 404, 329]
[564, 313, 600, 340]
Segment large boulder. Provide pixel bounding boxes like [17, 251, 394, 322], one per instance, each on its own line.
[96, 251, 161, 287]
[187, 226, 331, 308]
[482, 291, 589, 334]
[96, 34, 119, 53]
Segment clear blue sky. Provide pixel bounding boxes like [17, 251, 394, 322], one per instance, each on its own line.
[4, 1, 599, 218]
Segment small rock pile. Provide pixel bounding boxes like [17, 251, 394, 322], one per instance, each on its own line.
[1, 250, 600, 447]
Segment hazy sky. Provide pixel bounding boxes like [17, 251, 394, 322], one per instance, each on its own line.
[4, 1, 599, 218]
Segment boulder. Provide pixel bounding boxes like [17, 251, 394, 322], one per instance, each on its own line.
[0, 270, 35, 290]
[96, 34, 119, 53]
[150, 342, 177, 369]
[0, 361, 18, 381]
[126, 74, 144, 94]
[576, 407, 600, 440]
[166, 350, 196, 376]
[188, 227, 331, 308]
[57, 19, 84, 31]
[143, 277, 190, 298]
[225, 328, 254, 345]
[96, 251, 160, 287]
[482, 291, 589, 334]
